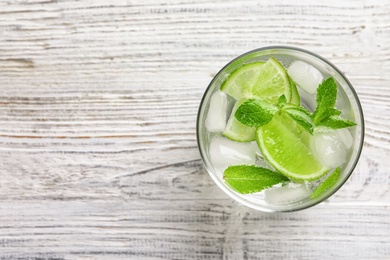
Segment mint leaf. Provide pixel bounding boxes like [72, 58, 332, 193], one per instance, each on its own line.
[278, 94, 287, 107]
[283, 106, 314, 134]
[313, 77, 338, 125]
[310, 167, 340, 199]
[234, 99, 278, 127]
[224, 165, 289, 194]
[312, 77, 356, 130]
[317, 116, 356, 129]
[328, 108, 342, 117]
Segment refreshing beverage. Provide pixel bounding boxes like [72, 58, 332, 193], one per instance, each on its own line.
[197, 47, 364, 212]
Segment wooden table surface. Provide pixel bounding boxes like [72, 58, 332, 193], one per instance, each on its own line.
[0, 0, 389, 259]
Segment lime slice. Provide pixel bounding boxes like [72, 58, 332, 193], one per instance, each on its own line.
[289, 77, 300, 106]
[221, 62, 264, 100]
[251, 58, 292, 103]
[223, 99, 256, 142]
[221, 58, 292, 104]
[256, 112, 329, 181]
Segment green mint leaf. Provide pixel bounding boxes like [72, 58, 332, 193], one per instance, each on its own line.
[234, 99, 278, 127]
[313, 77, 338, 125]
[311, 77, 357, 130]
[329, 108, 342, 117]
[317, 116, 357, 129]
[283, 106, 314, 134]
[315, 108, 342, 124]
[311, 167, 340, 199]
[224, 165, 289, 194]
[278, 94, 287, 107]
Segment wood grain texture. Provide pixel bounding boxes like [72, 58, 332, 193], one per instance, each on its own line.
[0, 0, 389, 259]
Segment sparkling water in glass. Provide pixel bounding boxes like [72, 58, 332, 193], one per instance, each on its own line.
[197, 46, 364, 212]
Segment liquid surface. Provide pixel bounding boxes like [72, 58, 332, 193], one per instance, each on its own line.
[201, 55, 357, 208]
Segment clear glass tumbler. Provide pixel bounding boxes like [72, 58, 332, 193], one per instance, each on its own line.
[196, 46, 364, 212]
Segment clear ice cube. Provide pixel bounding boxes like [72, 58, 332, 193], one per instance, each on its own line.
[313, 129, 353, 168]
[288, 60, 323, 94]
[264, 183, 311, 206]
[209, 136, 258, 172]
[297, 87, 317, 111]
[335, 89, 355, 121]
[205, 91, 228, 132]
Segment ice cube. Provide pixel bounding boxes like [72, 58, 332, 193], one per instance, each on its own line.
[255, 150, 274, 170]
[264, 183, 311, 206]
[297, 87, 317, 111]
[288, 60, 323, 94]
[335, 90, 354, 121]
[337, 128, 353, 149]
[313, 129, 353, 168]
[205, 91, 228, 132]
[209, 136, 258, 171]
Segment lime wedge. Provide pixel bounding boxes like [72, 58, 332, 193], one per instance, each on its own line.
[223, 99, 256, 142]
[256, 112, 329, 181]
[289, 77, 300, 106]
[251, 58, 292, 103]
[221, 58, 292, 104]
[221, 62, 264, 100]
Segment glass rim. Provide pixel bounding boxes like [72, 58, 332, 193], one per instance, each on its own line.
[196, 45, 365, 212]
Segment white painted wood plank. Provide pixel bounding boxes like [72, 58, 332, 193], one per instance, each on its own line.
[0, 0, 389, 258]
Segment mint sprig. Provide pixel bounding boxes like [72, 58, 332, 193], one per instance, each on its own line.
[312, 77, 356, 129]
[318, 116, 356, 129]
[235, 97, 315, 134]
[233, 76, 357, 135]
[224, 165, 289, 194]
[310, 167, 340, 199]
[283, 106, 314, 134]
[313, 77, 338, 124]
[234, 99, 278, 127]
